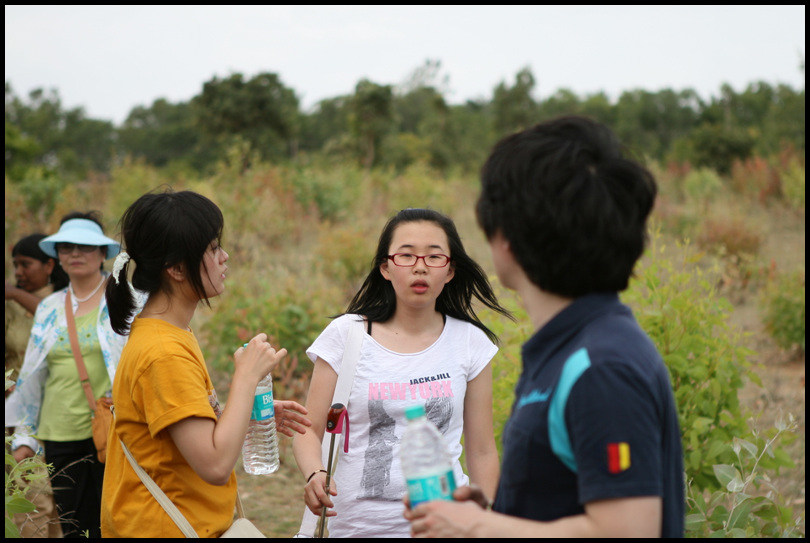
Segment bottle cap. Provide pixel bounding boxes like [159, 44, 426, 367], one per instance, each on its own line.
[404, 404, 426, 420]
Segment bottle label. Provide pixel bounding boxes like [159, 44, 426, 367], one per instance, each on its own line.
[251, 389, 275, 421]
[406, 469, 457, 508]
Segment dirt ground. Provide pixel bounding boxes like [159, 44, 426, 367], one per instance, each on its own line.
[732, 203, 805, 519]
[732, 299, 805, 516]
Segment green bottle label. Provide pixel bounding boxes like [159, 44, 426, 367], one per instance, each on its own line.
[251, 390, 274, 421]
[406, 469, 457, 508]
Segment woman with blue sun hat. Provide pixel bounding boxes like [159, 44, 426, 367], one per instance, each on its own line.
[5, 211, 144, 538]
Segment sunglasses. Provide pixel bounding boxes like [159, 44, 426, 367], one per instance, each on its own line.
[56, 243, 103, 254]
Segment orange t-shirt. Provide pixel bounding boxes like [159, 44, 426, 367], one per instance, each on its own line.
[101, 317, 237, 537]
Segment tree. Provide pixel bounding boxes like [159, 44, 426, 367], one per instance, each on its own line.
[5, 121, 41, 181]
[390, 60, 452, 169]
[349, 79, 394, 168]
[118, 98, 204, 170]
[491, 67, 538, 136]
[193, 72, 300, 163]
[299, 95, 352, 155]
[5, 83, 115, 179]
[614, 88, 702, 159]
[701, 81, 805, 156]
[442, 100, 497, 172]
[677, 122, 756, 175]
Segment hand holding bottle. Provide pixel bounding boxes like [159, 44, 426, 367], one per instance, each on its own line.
[234, 333, 286, 384]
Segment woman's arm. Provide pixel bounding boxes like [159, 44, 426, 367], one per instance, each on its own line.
[462, 363, 499, 503]
[166, 335, 287, 486]
[5, 281, 44, 314]
[292, 357, 339, 516]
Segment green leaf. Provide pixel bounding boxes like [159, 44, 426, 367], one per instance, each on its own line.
[727, 500, 753, 530]
[733, 438, 758, 460]
[777, 505, 794, 525]
[752, 502, 779, 520]
[685, 514, 705, 532]
[6, 516, 22, 538]
[4, 495, 36, 514]
[708, 504, 729, 523]
[712, 464, 738, 487]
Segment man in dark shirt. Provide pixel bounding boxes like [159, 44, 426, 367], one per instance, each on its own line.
[405, 116, 684, 537]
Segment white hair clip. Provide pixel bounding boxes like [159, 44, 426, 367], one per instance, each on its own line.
[112, 251, 131, 284]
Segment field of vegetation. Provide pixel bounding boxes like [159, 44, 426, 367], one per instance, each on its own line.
[5, 148, 804, 537]
[5, 62, 805, 536]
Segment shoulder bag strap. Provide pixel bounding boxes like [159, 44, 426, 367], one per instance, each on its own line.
[118, 434, 200, 537]
[65, 291, 97, 412]
[331, 316, 364, 406]
[297, 317, 365, 537]
[113, 406, 248, 537]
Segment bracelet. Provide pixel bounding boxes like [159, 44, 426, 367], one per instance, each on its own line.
[306, 469, 327, 483]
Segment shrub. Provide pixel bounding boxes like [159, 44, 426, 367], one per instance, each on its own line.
[683, 167, 724, 204]
[383, 162, 457, 214]
[650, 198, 699, 240]
[477, 284, 531, 455]
[13, 167, 67, 221]
[200, 273, 343, 380]
[780, 159, 805, 212]
[685, 413, 803, 537]
[623, 232, 800, 536]
[212, 166, 308, 252]
[282, 164, 365, 222]
[4, 178, 39, 265]
[762, 270, 805, 352]
[623, 232, 760, 490]
[314, 222, 376, 293]
[4, 371, 51, 538]
[105, 158, 170, 226]
[696, 216, 762, 259]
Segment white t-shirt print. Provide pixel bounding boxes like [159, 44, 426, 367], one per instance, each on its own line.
[306, 314, 497, 538]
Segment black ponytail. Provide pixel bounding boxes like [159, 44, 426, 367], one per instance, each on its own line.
[106, 264, 136, 335]
[106, 187, 224, 335]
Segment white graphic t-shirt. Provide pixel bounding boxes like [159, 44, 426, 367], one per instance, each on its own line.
[306, 313, 497, 538]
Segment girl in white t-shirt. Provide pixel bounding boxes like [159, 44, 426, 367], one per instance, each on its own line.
[293, 208, 512, 537]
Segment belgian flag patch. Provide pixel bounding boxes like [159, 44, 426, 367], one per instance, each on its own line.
[607, 442, 631, 474]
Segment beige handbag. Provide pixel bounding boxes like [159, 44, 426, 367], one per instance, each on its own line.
[114, 408, 264, 538]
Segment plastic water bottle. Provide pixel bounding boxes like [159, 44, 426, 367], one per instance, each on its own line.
[400, 404, 457, 508]
[242, 373, 280, 475]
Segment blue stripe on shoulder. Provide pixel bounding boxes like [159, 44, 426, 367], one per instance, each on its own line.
[548, 348, 591, 473]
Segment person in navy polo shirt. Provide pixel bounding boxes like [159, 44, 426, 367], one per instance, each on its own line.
[405, 116, 684, 537]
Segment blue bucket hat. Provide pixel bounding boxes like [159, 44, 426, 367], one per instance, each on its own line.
[39, 219, 121, 260]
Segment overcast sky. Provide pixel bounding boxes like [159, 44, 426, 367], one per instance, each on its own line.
[5, 5, 806, 126]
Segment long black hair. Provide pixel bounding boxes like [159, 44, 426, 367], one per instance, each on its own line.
[106, 187, 224, 335]
[344, 208, 513, 343]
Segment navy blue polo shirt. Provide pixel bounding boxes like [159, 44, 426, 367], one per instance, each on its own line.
[492, 293, 684, 538]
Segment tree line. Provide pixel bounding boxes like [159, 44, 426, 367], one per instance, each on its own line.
[4, 60, 805, 182]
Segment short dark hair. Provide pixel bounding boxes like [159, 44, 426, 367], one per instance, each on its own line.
[476, 116, 657, 297]
[344, 207, 512, 343]
[106, 188, 224, 335]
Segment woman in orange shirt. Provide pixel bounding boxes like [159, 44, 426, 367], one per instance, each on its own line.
[101, 188, 311, 537]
